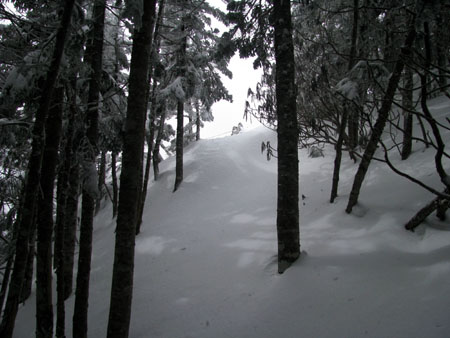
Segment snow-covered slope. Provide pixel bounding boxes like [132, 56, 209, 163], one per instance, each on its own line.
[15, 102, 450, 337]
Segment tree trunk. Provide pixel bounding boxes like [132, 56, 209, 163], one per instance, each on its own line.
[0, 2, 75, 337]
[95, 151, 106, 215]
[36, 86, 64, 338]
[434, 2, 447, 91]
[136, 0, 166, 226]
[153, 106, 166, 181]
[106, 1, 157, 337]
[0, 251, 13, 313]
[330, 0, 360, 202]
[73, 1, 106, 337]
[345, 21, 416, 214]
[330, 110, 348, 203]
[55, 171, 66, 338]
[63, 158, 79, 300]
[195, 100, 201, 141]
[273, 0, 300, 274]
[173, 21, 187, 192]
[401, 65, 414, 160]
[137, 94, 156, 233]
[111, 152, 118, 218]
[405, 189, 449, 231]
[19, 220, 36, 304]
[347, 0, 360, 162]
[174, 99, 184, 192]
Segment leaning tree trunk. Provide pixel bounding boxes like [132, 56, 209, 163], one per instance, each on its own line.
[106, 1, 157, 337]
[36, 85, 64, 338]
[273, 0, 300, 274]
[0, 2, 75, 337]
[405, 189, 449, 231]
[73, 1, 106, 337]
[345, 20, 416, 214]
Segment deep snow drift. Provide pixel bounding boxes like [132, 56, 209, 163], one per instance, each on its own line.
[14, 97, 450, 337]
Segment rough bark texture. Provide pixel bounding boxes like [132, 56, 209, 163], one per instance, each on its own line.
[174, 99, 185, 192]
[106, 1, 157, 337]
[173, 22, 187, 193]
[36, 86, 64, 338]
[111, 152, 118, 218]
[331, 0, 359, 203]
[19, 221, 36, 303]
[405, 189, 449, 231]
[73, 1, 106, 337]
[63, 159, 79, 299]
[346, 0, 360, 160]
[95, 151, 106, 215]
[137, 0, 166, 226]
[196, 100, 201, 141]
[273, 0, 300, 274]
[137, 97, 156, 232]
[345, 22, 416, 214]
[401, 66, 413, 160]
[330, 110, 348, 203]
[0, 2, 75, 336]
[153, 106, 166, 181]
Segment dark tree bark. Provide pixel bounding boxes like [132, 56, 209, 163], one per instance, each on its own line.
[405, 189, 449, 231]
[153, 105, 166, 181]
[73, 1, 106, 337]
[0, 2, 75, 337]
[330, 0, 359, 203]
[173, 22, 188, 193]
[345, 21, 416, 214]
[55, 172, 67, 338]
[346, 0, 360, 161]
[401, 66, 413, 160]
[36, 86, 64, 338]
[136, 0, 165, 229]
[174, 99, 185, 192]
[111, 152, 118, 218]
[95, 150, 106, 215]
[137, 96, 156, 233]
[63, 156, 80, 299]
[434, 2, 447, 91]
[19, 220, 36, 303]
[330, 110, 348, 203]
[0, 250, 13, 313]
[273, 0, 300, 274]
[195, 100, 201, 141]
[106, 1, 157, 337]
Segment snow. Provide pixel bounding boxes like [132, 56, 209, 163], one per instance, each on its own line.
[13, 98, 450, 337]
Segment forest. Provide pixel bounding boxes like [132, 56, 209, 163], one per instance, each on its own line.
[0, 0, 449, 337]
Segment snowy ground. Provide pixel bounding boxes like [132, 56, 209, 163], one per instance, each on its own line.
[14, 97, 450, 337]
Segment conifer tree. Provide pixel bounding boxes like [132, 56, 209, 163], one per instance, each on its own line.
[107, 1, 157, 336]
[0, 1, 76, 337]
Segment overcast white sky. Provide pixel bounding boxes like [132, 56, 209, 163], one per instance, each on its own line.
[201, 0, 263, 139]
[202, 56, 263, 138]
